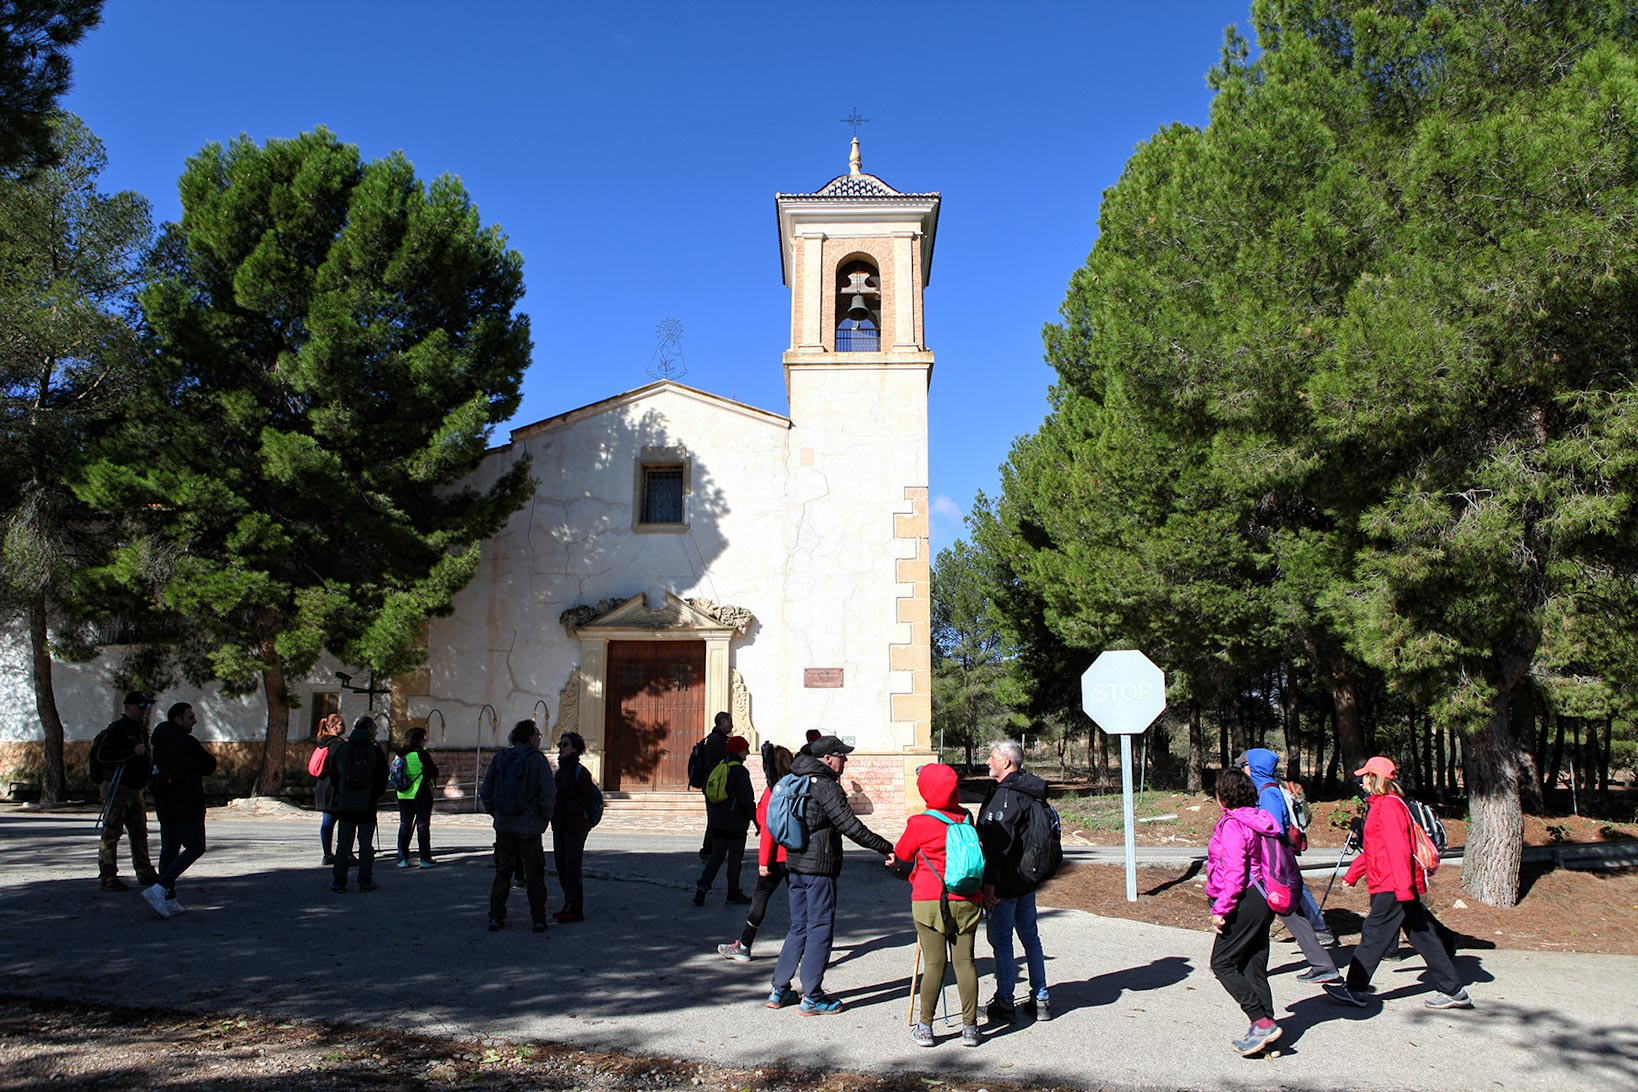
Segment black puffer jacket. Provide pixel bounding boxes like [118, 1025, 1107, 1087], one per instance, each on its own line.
[976, 769, 1051, 897]
[150, 718, 217, 823]
[782, 753, 892, 877]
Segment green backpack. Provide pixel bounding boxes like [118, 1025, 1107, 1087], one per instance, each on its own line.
[704, 759, 740, 804]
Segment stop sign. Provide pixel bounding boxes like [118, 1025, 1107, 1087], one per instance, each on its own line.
[1081, 650, 1166, 735]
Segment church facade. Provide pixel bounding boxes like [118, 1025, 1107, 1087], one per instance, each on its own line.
[0, 142, 940, 819]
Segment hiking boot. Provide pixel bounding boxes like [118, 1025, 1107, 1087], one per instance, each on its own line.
[1323, 982, 1368, 1008]
[717, 941, 751, 963]
[1233, 1021, 1282, 1056]
[765, 987, 799, 1009]
[418, 859, 438, 869]
[488, 918, 504, 932]
[909, 1022, 934, 1047]
[961, 1024, 981, 1048]
[985, 996, 1015, 1024]
[321, 855, 335, 866]
[532, 921, 548, 934]
[1297, 966, 1341, 983]
[358, 881, 377, 893]
[1316, 929, 1337, 946]
[726, 891, 753, 905]
[1020, 995, 1051, 1021]
[799, 993, 844, 1016]
[396, 857, 412, 869]
[1425, 989, 1473, 1010]
[691, 888, 706, 907]
[99, 877, 129, 892]
[141, 884, 172, 918]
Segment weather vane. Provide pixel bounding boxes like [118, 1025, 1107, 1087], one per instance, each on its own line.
[647, 317, 687, 381]
[840, 107, 870, 138]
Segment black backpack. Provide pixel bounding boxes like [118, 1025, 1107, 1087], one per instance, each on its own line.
[343, 743, 374, 791]
[1016, 795, 1064, 888]
[490, 751, 531, 816]
[87, 728, 112, 782]
[686, 737, 711, 790]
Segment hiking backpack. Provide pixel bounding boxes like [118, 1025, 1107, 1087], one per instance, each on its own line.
[489, 750, 530, 817]
[922, 810, 985, 895]
[767, 772, 814, 851]
[1016, 796, 1065, 888]
[1397, 796, 1445, 874]
[704, 758, 739, 804]
[1240, 816, 1301, 914]
[88, 728, 113, 782]
[342, 743, 374, 791]
[686, 737, 711, 790]
[387, 753, 413, 793]
[1278, 781, 1312, 854]
[582, 770, 605, 829]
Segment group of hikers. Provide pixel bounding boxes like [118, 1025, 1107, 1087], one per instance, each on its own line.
[90, 695, 1473, 1054]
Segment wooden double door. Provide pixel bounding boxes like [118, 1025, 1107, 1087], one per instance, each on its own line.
[603, 639, 705, 791]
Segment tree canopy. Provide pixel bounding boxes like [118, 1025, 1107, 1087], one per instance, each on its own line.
[986, 0, 1638, 906]
[0, 1, 103, 174]
[80, 127, 535, 792]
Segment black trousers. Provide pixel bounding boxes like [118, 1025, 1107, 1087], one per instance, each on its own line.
[1210, 884, 1275, 1022]
[553, 826, 588, 916]
[491, 831, 547, 924]
[739, 861, 788, 950]
[1346, 890, 1462, 995]
[397, 794, 433, 861]
[697, 828, 748, 895]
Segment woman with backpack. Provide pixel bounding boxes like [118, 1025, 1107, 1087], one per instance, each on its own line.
[552, 731, 596, 923]
[716, 743, 793, 963]
[1204, 766, 1284, 1056]
[693, 734, 755, 906]
[894, 762, 984, 1048]
[310, 713, 346, 866]
[1327, 756, 1472, 1010]
[394, 726, 440, 869]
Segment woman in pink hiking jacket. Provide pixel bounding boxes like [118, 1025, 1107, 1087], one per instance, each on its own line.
[1204, 766, 1284, 1056]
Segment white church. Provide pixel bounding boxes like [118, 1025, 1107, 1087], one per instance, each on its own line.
[1, 140, 940, 819]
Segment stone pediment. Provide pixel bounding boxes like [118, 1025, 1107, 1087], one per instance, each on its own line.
[560, 593, 752, 635]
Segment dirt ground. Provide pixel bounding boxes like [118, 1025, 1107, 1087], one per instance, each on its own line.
[0, 997, 1068, 1092]
[1041, 789, 1638, 958]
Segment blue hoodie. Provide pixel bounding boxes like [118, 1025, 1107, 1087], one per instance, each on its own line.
[1244, 748, 1290, 833]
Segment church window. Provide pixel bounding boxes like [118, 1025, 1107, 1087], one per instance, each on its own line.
[835, 260, 880, 352]
[634, 448, 691, 531]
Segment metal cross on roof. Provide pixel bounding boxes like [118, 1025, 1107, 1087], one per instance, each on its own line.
[840, 107, 870, 137]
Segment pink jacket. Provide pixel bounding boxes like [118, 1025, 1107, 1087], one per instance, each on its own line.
[1205, 806, 1280, 916]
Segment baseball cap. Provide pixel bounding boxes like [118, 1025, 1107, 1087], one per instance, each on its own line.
[807, 735, 854, 758]
[123, 691, 151, 708]
[1354, 756, 1397, 779]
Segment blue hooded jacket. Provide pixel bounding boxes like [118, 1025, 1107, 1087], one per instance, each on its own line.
[1244, 748, 1290, 833]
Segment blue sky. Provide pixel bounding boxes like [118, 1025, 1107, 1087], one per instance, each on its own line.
[64, 0, 1249, 555]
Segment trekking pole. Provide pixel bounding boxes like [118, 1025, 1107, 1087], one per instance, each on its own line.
[907, 943, 921, 1025]
[93, 763, 124, 831]
[1318, 827, 1358, 911]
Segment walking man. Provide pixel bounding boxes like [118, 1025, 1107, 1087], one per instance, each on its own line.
[689, 711, 734, 859]
[328, 716, 388, 893]
[143, 702, 216, 918]
[976, 739, 1053, 1023]
[482, 720, 556, 932]
[767, 735, 894, 1015]
[95, 692, 160, 892]
[694, 734, 755, 906]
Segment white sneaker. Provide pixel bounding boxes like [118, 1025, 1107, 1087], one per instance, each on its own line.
[165, 896, 186, 914]
[142, 884, 173, 918]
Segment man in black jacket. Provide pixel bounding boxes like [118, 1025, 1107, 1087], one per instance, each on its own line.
[95, 692, 160, 891]
[327, 717, 389, 895]
[767, 736, 893, 1016]
[143, 702, 217, 918]
[691, 711, 733, 858]
[976, 739, 1053, 1023]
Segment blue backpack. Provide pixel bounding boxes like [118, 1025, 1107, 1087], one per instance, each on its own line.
[767, 772, 813, 851]
[923, 810, 985, 895]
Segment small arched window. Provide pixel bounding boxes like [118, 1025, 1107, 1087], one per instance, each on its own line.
[835, 260, 879, 352]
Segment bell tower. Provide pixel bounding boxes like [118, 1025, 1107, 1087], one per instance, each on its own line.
[774, 140, 940, 798]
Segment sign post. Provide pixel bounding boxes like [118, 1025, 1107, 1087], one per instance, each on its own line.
[1080, 650, 1167, 901]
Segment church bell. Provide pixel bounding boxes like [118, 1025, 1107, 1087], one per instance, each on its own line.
[846, 294, 873, 321]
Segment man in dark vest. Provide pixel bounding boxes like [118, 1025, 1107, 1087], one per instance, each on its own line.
[143, 702, 216, 918]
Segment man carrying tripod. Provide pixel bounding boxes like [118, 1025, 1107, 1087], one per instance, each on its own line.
[93, 692, 160, 893]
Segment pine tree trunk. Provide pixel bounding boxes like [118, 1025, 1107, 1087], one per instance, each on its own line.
[1601, 717, 1613, 793]
[1280, 666, 1300, 781]
[1327, 667, 1367, 775]
[1186, 701, 1203, 792]
[258, 644, 291, 795]
[1545, 712, 1565, 800]
[1460, 694, 1525, 908]
[29, 595, 67, 804]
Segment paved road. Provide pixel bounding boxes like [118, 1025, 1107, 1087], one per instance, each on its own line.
[3, 804, 1634, 1091]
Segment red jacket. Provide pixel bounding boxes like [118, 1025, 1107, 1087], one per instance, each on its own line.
[756, 786, 786, 867]
[1344, 792, 1426, 900]
[892, 764, 983, 903]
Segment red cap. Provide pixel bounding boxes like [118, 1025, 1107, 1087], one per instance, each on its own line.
[1354, 756, 1397, 779]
